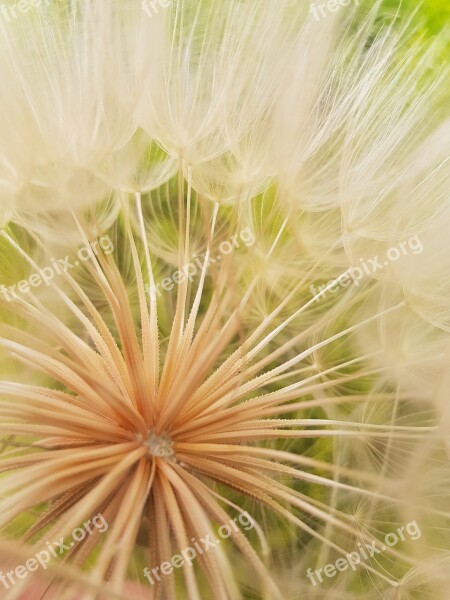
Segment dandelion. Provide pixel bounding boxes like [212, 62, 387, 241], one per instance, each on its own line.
[0, 1, 449, 599]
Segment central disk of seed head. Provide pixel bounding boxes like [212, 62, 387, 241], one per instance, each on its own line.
[144, 432, 174, 458]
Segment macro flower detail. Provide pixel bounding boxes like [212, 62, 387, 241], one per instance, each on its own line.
[0, 1, 449, 599]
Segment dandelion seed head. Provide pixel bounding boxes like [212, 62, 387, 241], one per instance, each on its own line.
[0, 1, 449, 599]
